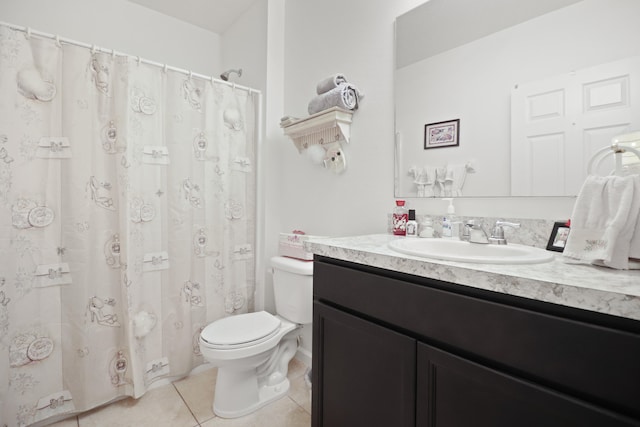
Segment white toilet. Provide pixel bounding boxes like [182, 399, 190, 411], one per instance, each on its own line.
[199, 256, 313, 418]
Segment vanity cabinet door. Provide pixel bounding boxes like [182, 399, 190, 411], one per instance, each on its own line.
[312, 302, 416, 427]
[416, 343, 639, 427]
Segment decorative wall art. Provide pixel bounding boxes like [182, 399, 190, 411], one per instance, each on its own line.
[424, 119, 460, 149]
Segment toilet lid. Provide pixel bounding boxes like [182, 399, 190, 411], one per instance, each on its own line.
[201, 311, 281, 348]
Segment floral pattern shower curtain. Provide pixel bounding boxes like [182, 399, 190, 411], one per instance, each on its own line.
[0, 26, 257, 426]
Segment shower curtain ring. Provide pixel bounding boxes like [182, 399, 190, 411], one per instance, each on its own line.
[26, 27, 31, 39]
[137, 56, 141, 66]
[188, 71, 193, 80]
[91, 45, 96, 54]
[111, 49, 116, 59]
[55, 35, 62, 48]
[163, 64, 168, 73]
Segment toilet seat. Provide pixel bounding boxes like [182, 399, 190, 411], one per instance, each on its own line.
[201, 311, 281, 349]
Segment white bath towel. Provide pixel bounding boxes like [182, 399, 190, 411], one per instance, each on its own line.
[563, 174, 640, 269]
[316, 73, 348, 95]
[307, 83, 362, 115]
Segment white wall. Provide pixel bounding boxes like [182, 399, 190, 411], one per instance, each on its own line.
[263, 0, 286, 314]
[0, 0, 222, 75]
[276, 0, 422, 238]
[221, 0, 268, 92]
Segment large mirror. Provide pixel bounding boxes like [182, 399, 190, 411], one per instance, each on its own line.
[394, 0, 640, 198]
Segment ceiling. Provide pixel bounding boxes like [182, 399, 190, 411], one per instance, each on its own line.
[128, 0, 259, 34]
[396, 0, 582, 69]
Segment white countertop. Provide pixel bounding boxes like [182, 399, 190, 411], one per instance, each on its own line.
[305, 234, 640, 321]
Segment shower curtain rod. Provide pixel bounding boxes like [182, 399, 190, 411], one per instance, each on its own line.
[0, 21, 260, 95]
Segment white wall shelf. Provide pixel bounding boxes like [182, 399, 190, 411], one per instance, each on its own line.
[282, 107, 353, 153]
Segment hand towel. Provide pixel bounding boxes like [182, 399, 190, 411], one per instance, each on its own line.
[307, 83, 362, 115]
[434, 167, 447, 197]
[412, 166, 435, 185]
[414, 166, 436, 197]
[316, 74, 347, 95]
[446, 164, 469, 197]
[563, 174, 640, 269]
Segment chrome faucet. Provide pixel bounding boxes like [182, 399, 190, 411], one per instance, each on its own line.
[488, 220, 521, 245]
[462, 220, 490, 244]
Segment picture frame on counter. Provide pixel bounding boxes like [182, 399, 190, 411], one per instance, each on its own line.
[546, 221, 571, 252]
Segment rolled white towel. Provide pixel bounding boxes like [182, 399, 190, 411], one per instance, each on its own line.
[316, 74, 347, 95]
[308, 83, 362, 115]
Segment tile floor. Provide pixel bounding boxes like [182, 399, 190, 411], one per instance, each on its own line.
[47, 359, 311, 427]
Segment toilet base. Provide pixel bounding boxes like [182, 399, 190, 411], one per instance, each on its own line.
[210, 332, 300, 419]
[213, 377, 291, 418]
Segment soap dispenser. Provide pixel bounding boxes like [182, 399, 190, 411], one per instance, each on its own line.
[441, 198, 459, 239]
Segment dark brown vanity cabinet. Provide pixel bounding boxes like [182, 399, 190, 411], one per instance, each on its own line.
[311, 256, 640, 427]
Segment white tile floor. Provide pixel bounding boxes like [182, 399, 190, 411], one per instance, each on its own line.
[47, 359, 311, 427]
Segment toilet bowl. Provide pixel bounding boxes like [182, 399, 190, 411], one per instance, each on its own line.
[199, 256, 313, 418]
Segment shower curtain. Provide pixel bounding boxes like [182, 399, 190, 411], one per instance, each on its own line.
[0, 25, 258, 426]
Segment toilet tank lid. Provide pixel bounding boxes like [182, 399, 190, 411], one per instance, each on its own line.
[271, 256, 313, 275]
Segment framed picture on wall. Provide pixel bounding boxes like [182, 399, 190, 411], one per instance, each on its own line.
[424, 119, 460, 149]
[546, 221, 571, 252]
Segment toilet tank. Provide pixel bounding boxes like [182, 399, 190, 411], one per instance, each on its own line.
[271, 256, 313, 324]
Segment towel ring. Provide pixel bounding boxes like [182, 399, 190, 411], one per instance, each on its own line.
[587, 144, 640, 175]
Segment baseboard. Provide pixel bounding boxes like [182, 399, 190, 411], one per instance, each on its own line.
[295, 347, 312, 367]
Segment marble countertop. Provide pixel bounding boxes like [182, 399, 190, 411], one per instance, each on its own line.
[305, 234, 640, 321]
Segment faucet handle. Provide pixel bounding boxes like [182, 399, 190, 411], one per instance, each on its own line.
[465, 219, 482, 229]
[495, 220, 521, 230]
[489, 220, 520, 244]
[461, 220, 473, 240]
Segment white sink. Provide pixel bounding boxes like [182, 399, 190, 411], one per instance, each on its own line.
[388, 238, 554, 264]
